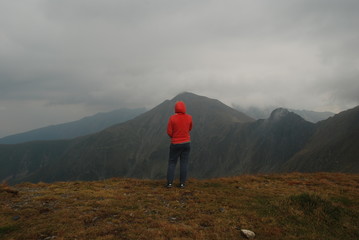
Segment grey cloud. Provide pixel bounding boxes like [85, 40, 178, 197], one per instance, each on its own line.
[0, 0, 358, 137]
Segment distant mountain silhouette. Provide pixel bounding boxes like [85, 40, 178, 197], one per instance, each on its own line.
[0, 108, 146, 144]
[234, 105, 335, 123]
[0, 92, 358, 184]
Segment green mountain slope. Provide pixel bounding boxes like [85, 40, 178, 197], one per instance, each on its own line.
[283, 106, 359, 172]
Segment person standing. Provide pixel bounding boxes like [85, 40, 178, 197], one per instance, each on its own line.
[166, 101, 193, 188]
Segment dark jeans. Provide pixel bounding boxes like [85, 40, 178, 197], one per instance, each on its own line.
[167, 143, 191, 185]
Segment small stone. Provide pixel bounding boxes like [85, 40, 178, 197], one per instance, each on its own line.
[240, 229, 255, 239]
[43, 236, 56, 240]
[12, 215, 20, 221]
[169, 217, 177, 223]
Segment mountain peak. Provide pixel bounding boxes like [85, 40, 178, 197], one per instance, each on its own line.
[269, 108, 291, 121]
[172, 92, 206, 102]
[169, 92, 254, 123]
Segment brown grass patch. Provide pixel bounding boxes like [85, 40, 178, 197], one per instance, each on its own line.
[0, 173, 358, 240]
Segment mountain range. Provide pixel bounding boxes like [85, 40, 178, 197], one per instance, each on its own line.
[1, 102, 334, 145]
[0, 108, 146, 144]
[1, 92, 358, 184]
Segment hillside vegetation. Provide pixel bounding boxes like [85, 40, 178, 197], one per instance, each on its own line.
[1, 173, 358, 240]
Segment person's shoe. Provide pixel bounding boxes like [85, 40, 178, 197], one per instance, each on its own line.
[179, 183, 185, 188]
[166, 183, 173, 188]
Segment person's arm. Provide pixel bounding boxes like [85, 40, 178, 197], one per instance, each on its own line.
[167, 118, 173, 137]
[189, 116, 193, 131]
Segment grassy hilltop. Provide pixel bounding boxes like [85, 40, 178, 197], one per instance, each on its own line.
[1, 173, 359, 240]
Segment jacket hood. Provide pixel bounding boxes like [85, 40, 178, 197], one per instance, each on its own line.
[175, 101, 186, 114]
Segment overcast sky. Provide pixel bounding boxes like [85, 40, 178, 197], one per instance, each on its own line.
[0, 0, 358, 137]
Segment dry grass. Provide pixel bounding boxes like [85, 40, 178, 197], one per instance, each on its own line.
[1, 173, 358, 240]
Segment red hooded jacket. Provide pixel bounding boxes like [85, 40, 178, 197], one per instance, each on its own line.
[167, 101, 193, 144]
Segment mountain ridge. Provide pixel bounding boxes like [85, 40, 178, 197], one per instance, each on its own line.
[0, 93, 338, 144]
[234, 105, 335, 123]
[0, 108, 146, 144]
[283, 106, 359, 173]
[0, 92, 358, 184]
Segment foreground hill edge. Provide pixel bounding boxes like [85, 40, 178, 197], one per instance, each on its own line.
[1, 172, 358, 240]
